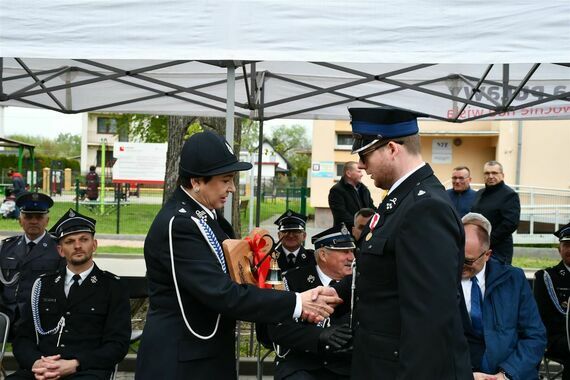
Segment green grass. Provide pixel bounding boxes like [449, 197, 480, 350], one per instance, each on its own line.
[96, 246, 143, 254]
[512, 256, 559, 269]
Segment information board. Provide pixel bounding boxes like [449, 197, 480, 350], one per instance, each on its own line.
[112, 143, 167, 184]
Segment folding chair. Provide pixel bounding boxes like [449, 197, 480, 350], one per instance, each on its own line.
[0, 312, 9, 378]
[123, 276, 149, 353]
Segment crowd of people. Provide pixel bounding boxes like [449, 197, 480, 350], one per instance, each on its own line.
[0, 107, 567, 380]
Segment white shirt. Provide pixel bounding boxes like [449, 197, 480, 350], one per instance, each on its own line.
[387, 162, 426, 195]
[461, 264, 487, 315]
[316, 265, 334, 287]
[64, 264, 94, 297]
[283, 247, 301, 261]
[24, 231, 46, 245]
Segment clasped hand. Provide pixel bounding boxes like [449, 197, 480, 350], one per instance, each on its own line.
[32, 355, 79, 380]
[300, 286, 343, 322]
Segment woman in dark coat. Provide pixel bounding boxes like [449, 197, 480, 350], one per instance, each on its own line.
[135, 130, 338, 380]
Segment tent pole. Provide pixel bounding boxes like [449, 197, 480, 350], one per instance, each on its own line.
[224, 63, 235, 221]
[255, 77, 265, 228]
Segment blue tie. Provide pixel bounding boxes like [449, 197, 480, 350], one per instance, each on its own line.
[470, 276, 484, 336]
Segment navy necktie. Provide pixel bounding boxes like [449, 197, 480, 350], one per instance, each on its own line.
[287, 253, 295, 265]
[470, 276, 484, 336]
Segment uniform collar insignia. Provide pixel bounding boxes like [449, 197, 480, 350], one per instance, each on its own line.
[54, 275, 61, 283]
[69, 210, 76, 217]
[195, 210, 207, 220]
[42, 242, 47, 247]
[91, 275, 97, 283]
[560, 269, 566, 276]
[301, 253, 306, 259]
[307, 275, 315, 283]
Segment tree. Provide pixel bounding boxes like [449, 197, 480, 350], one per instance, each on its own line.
[268, 124, 311, 179]
[8, 133, 80, 158]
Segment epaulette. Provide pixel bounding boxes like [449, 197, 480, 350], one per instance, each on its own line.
[39, 270, 61, 279]
[101, 270, 121, 281]
[2, 235, 18, 243]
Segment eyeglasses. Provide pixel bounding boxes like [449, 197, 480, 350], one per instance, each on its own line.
[357, 140, 404, 164]
[464, 250, 489, 266]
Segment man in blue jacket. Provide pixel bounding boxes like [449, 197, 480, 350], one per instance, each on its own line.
[460, 212, 546, 380]
[447, 166, 477, 218]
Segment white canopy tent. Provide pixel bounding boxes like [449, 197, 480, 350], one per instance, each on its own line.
[1, 1, 570, 123]
[2, 0, 570, 223]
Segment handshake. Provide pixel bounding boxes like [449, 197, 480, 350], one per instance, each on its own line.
[299, 286, 343, 322]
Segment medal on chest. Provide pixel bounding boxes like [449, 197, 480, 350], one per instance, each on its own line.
[365, 213, 381, 241]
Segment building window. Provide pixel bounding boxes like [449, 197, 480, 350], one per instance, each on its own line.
[336, 133, 353, 150]
[97, 117, 118, 134]
[336, 163, 344, 178]
[96, 150, 115, 168]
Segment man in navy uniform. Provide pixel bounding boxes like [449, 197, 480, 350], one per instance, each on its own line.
[275, 210, 315, 273]
[0, 192, 63, 332]
[268, 224, 354, 380]
[534, 222, 570, 379]
[8, 209, 131, 380]
[334, 108, 472, 379]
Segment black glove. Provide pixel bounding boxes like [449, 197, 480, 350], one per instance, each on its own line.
[318, 323, 352, 353]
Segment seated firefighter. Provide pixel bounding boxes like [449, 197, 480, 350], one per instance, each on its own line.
[534, 222, 570, 379]
[275, 210, 315, 274]
[0, 192, 63, 334]
[8, 209, 131, 380]
[267, 224, 354, 380]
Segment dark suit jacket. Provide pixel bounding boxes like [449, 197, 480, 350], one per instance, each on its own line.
[0, 233, 63, 327]
[471, 181, 520, 264]
[136, 187, 297, 380]
[328, 177, 376, 229]
[337, 164, 472, 380]
[13, 264, 131, 372]
[534, 261, 570, 358]
[268, 265, 351, 379]
[276, 245, 315, 274]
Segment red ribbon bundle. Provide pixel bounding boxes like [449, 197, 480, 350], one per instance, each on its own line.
[245, 234, 272, 288]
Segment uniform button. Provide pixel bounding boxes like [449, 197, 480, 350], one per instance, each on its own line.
[60, 344, 65, 348]
[45, 308, 49, 311]
[356, 271, 360, 277]
[393, 350, 399, 358]
[325, 345, 330, 350]
[91, 307, 95, 311]
[323, 361, 328, 366]
[356, 322, 360, 327]
[64, 330, 69, 333]
[356, 296, 360, 302]
[66, 312, 71, 316]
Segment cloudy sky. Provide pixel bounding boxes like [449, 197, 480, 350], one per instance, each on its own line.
[1, 106, 312, 139]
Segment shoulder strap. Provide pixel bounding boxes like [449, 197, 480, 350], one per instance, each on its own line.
[168, 216, 220, 340]
[543, 270, 567, 315]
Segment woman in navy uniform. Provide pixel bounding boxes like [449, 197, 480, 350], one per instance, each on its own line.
[136, 130, 339, 380]
[534, 223, 570, 379]
[334, 108, 472, 380]
[9, 209, 130, 380]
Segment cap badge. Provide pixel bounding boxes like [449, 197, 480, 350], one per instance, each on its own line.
[417, 190, 426, 196]
[286, 211, 292, 217]
[341, 226, 349, 235]
[178, 208, 187, 213]
[91, 276, 98, 284]
[225, 141, 234, 154]
[54, 275, 61, 283]
[307, 275, 315, 283]
[69, 210, 76, 217]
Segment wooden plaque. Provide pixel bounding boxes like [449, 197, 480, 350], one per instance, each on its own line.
[222, 228, 273, 285]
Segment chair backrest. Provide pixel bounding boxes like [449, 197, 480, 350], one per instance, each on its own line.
[122, 276, 149, 299]
[0, 312, 10, 363]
